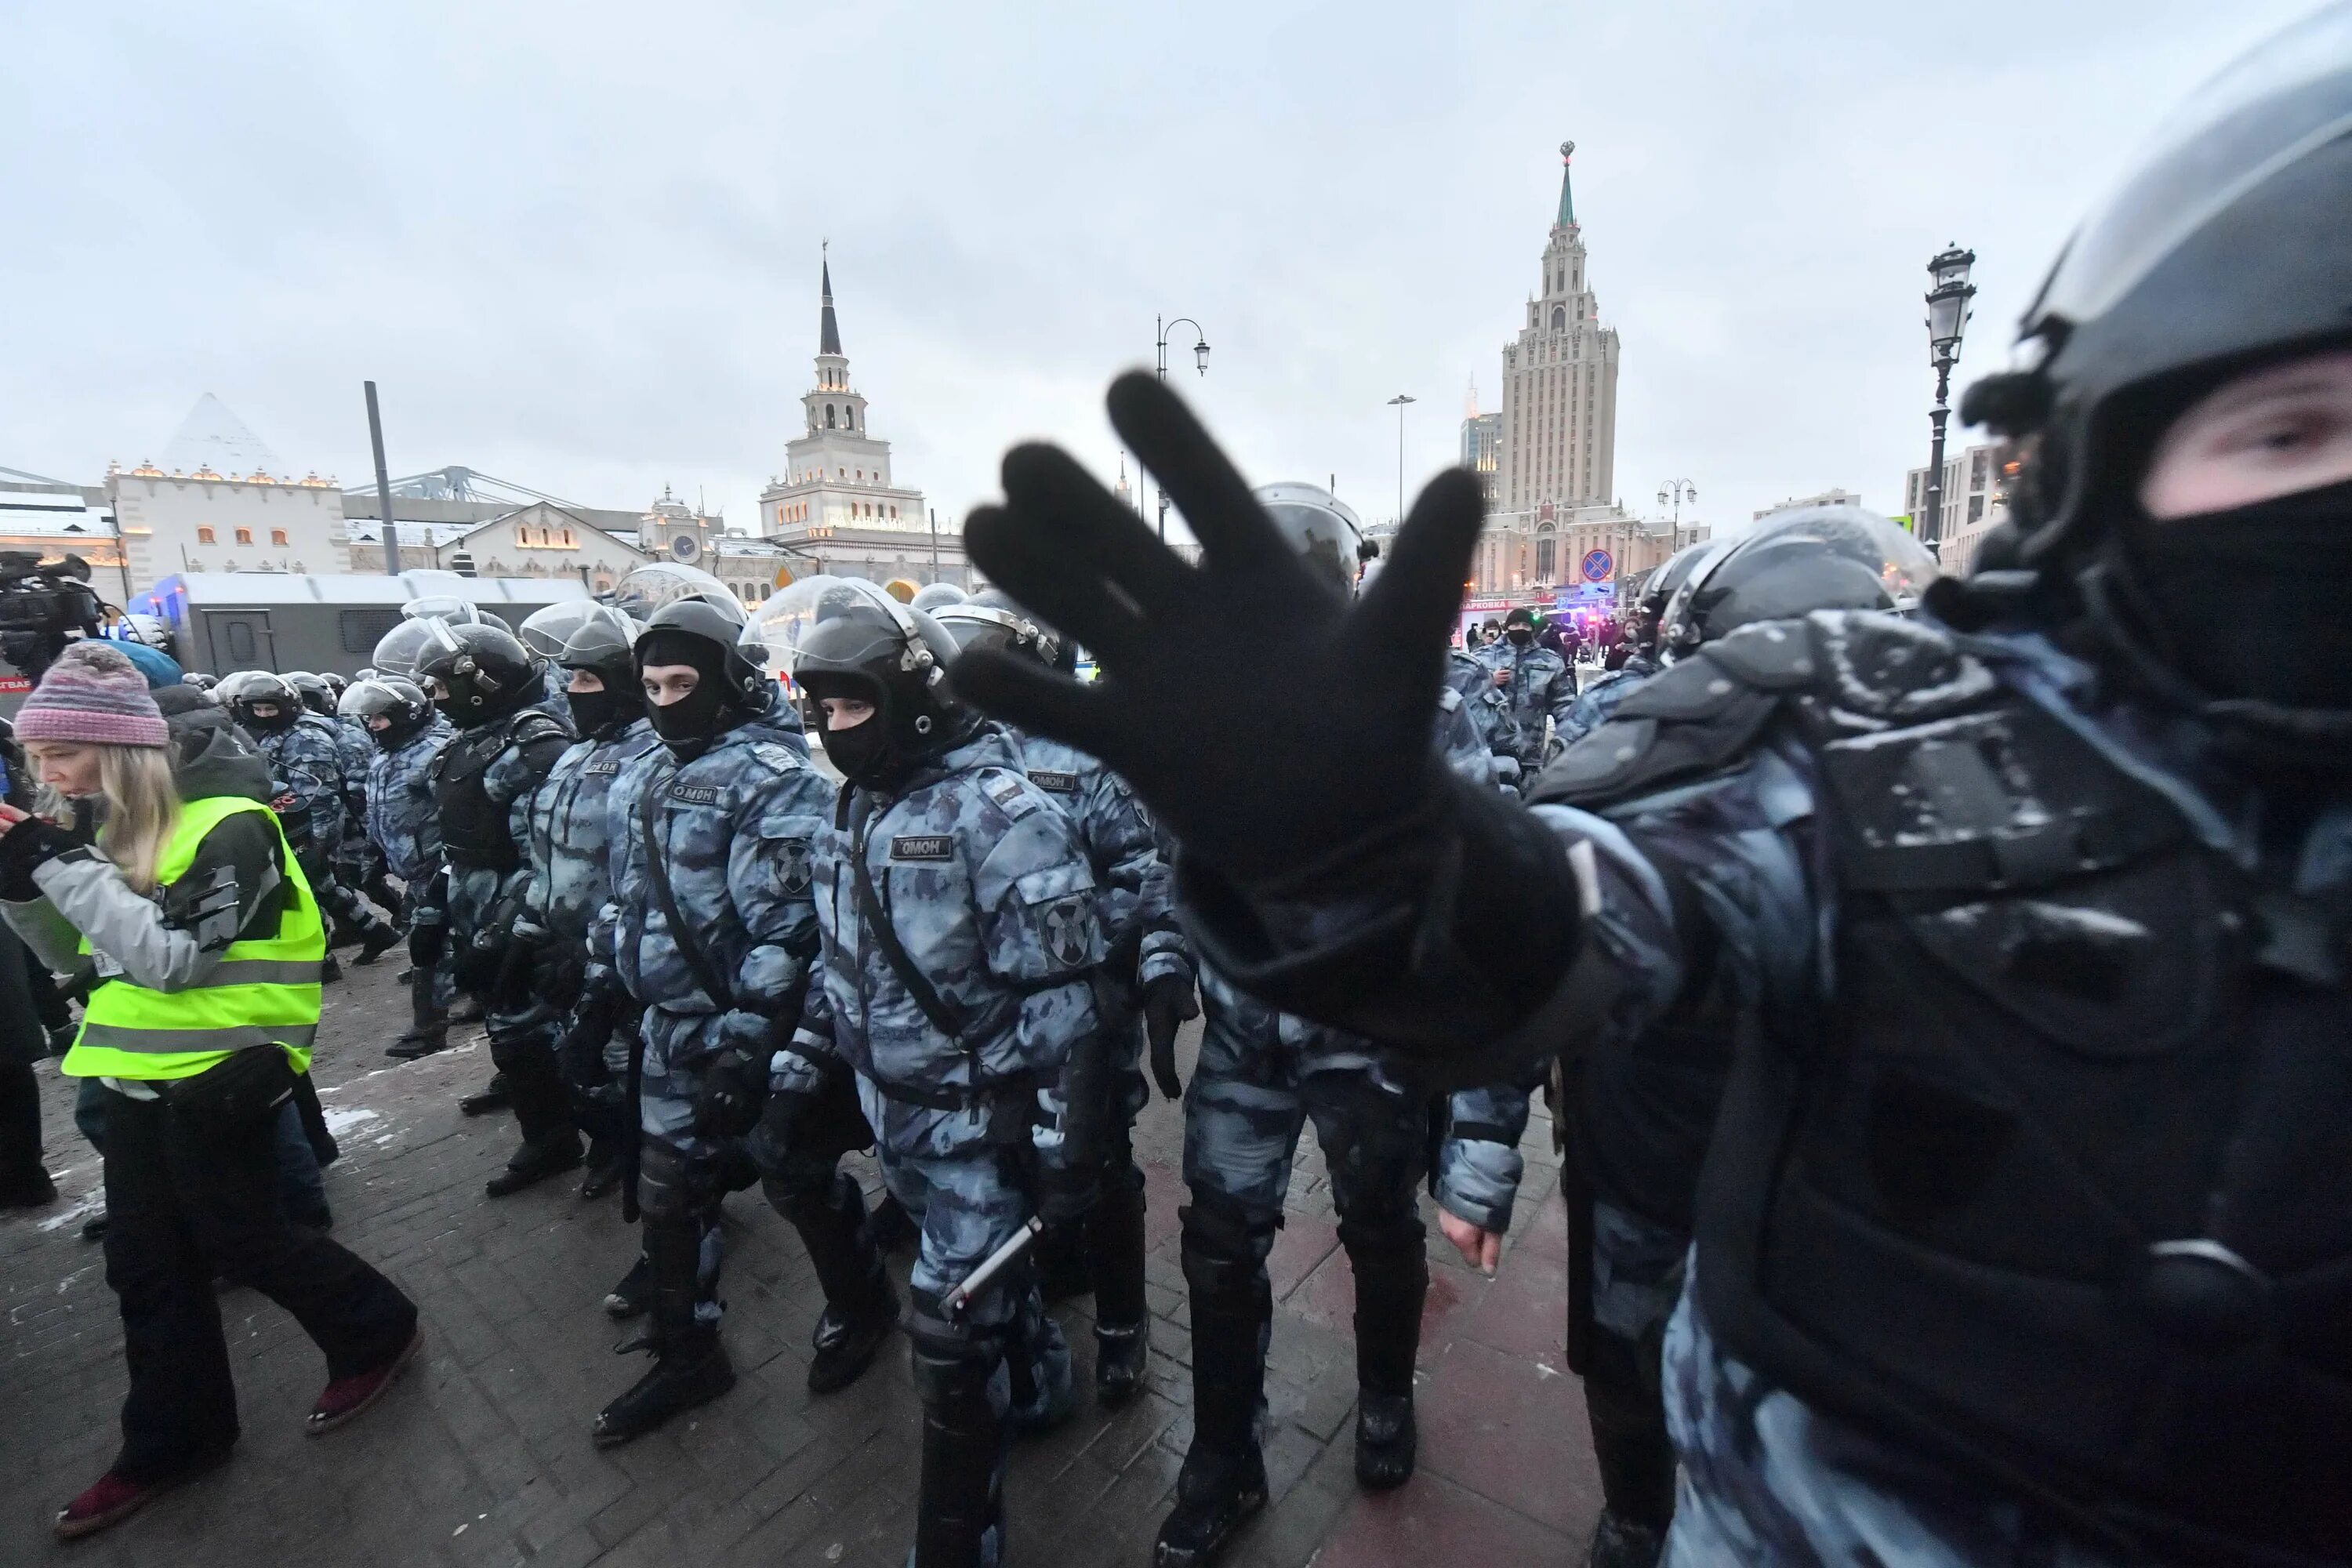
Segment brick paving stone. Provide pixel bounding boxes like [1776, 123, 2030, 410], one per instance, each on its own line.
[0, 956, 1599, 1565]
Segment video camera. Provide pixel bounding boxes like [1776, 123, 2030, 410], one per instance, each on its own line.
[0, 553, 108, 684]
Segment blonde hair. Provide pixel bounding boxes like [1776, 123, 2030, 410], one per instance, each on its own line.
[38, 746, 182, 895]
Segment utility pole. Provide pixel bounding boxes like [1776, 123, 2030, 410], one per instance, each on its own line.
[929, 507, 940, 584]
[365, 382, 402, 576]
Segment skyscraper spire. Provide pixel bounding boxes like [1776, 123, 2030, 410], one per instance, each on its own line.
[819, 243, 843, 357]
[1557, 140, 1576, 228]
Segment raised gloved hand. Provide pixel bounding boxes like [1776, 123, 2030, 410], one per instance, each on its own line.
[953, 372, 1486, 887]
[1142, 971, 1199, 1102]
[692, 1047, 767, 1138]
[0, 807, 74, 902]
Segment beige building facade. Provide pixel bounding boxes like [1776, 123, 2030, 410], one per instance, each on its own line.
[1497, 143, 1621, 518]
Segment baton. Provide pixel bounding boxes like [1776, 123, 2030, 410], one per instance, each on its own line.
[945, 1216, 1047, 1321]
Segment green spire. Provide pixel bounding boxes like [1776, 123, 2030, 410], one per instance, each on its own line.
[1557, 140, 1576, 227]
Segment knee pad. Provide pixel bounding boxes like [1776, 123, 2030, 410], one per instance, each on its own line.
[1179, 1196, 1275, 1305]
[1583, 1323, 1663, 1406]
[771, 1164, 857, 1228]
[1335, 1210, 1426, 1268]
[637, 1141, 689, 1225]
[907, 1295, 1002, 1397]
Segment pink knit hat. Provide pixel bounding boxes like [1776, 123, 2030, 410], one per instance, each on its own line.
[16, 642, 170, 748]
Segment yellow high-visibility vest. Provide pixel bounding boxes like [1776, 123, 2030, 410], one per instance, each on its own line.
[60, 794, 324, 1082]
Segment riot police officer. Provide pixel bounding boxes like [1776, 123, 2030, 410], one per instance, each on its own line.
[520, 605, 660, 1198]
[415, 624, 581, 1197]
[586, 594, 832, 1445]
[781, 580, 1099, 1565]
[342, 677, 456, 1061]
[1472, 604, 1575, 776]
[950, 20, 2352, 1557]
[933, 590, 1197, 1406]
[1552, 539, 1714, 750]
[225, 673, 398, 975]
[1436, 509, 1936, 1568]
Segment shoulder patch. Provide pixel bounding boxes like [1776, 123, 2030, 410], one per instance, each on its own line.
[1028, 769, 1080, 793]
[751, 742, 804, 775]
[1812, 609, 1998, 722]
[667, 782, 721, 806]
[1437, 687, 1463, 713]
[891, 834, 954, 862]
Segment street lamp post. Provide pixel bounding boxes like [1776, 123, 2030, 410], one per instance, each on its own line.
[1155, 315, 1210, 541]
[1387, 394, 1416, 528]
[1919, 245, 1978, 557]
[1657, 478, 1697, 535]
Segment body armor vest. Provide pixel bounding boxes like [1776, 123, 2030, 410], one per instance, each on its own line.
[433, 711, 564, 873]
[1682, 612, 2352, 1563]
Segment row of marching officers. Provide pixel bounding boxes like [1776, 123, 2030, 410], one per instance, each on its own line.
[302, 514, 1525, 1566]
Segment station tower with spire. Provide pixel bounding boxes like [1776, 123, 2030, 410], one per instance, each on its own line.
[758, 251, 964, 589]
[1496, 142, 1621, 514]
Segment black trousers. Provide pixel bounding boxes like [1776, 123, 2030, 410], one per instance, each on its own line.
[99, 1089, 417, 1483]
[0, 1061, 45, 1189]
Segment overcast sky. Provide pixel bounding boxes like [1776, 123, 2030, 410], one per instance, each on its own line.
[2, 0, 2320, 545]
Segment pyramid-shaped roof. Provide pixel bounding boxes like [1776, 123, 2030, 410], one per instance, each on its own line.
[160, 394, 281, 477]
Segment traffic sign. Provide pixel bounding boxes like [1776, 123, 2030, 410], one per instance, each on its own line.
[1581, 549, 1613, 583]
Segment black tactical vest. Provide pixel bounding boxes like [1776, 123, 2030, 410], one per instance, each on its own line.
[1560, 611, 2352, 1563]
[432, 710, 568, 873]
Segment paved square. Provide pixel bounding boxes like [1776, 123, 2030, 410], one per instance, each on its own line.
[2, 957, 1595, 1566]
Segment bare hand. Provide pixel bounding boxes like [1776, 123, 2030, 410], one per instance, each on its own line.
[1490, 669, 1511, 688]
[0, 804, 29, 827]
[1439, 1209, 1501, 1276]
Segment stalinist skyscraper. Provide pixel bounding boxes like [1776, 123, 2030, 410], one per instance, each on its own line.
[1497, 142, 1621, 514]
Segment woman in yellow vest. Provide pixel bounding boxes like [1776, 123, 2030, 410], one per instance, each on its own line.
[0, 644, 421, 1541]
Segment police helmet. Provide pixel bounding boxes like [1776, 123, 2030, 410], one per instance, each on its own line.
[1660, 506, 1937, 655]
[612, 562, 735, 621]
[789, 579, 973, 767]
[372, 617, 447, 681]
[1965, 6, 2352, 568]
[227, 671, 303, 732]
[555, 604, 643, 688]
[634, 593, 769, 710]
[1632, 541, 1719, 655]
[414, 622, 542, 728]
[401, 595, 487, 624]
[934, 590, 1062, 671]
[519, 601, 624, 662]
[909, 583, 967, 612]
[1253, 482, 1376, 597]
[288, 671, 336, 717]
[339, 676, 433, 740]
[181, 671, 220, 692]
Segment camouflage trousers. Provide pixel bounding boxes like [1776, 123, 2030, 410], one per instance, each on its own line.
[1180, 1024, 1428, 1247]
[1661, 1261, 2136, 1568]
[861, 1079, 1073, 1434]
[637, 1012, 738, 1329]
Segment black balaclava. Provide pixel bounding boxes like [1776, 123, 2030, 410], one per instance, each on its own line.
[243, 700, 298, 733]
[800, 672, 896, 787]
[564, 678, 641, 740]
[638, 630, 734, 756]
[1504, 610, 1536, 648]
[2111, 476, 2352, 717]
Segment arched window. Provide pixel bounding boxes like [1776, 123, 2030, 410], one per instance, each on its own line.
[1551, 306, 1566, 332]
[270, 529, 288, 546]
[826, 404, 837, 428]
[197, 526, 216, 544]
[234, 527, 253, 546]
[1535, 529, 1557, 583]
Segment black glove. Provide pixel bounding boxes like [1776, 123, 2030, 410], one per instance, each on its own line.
[0, 812, 73, 902]
[408, 916, 446, 969]
[750, 1077, 815, 1170]
[1142, 972, 1199, 1102]
[452, 936, 502, 998]
[951, 372, 1485, 887]
[534, 942, 587, 1011]
[556, 987, 619, 1093]
[693, 1047, 766, 1138]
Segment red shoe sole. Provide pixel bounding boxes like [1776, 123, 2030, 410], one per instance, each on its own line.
[306, 1327, 423, 1436]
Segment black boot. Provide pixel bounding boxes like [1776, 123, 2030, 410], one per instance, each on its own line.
[386, 1022, 448, 1061]
[459, 1076, 509, 1116]
[580, 1138, 626, 1200]
[0, 1062, 57, 1208]
[591, 1226, 735, 1446]
[1341, 1216, 1427, 1490]
[331, 917, 365, 950]
[1087, 1160, 1150, 1406]
[485, 1131, 584, 1197]
[909, 1331, 1007, 1568]
[777, 1171, 899, 1394]
[321, 953, 344, 985]
[604, 1252, 653, 1319]
[354, 920, 401, 965]
[1583, 1327, 1676, 1564]
[1155, 1208, 1272, 1568]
